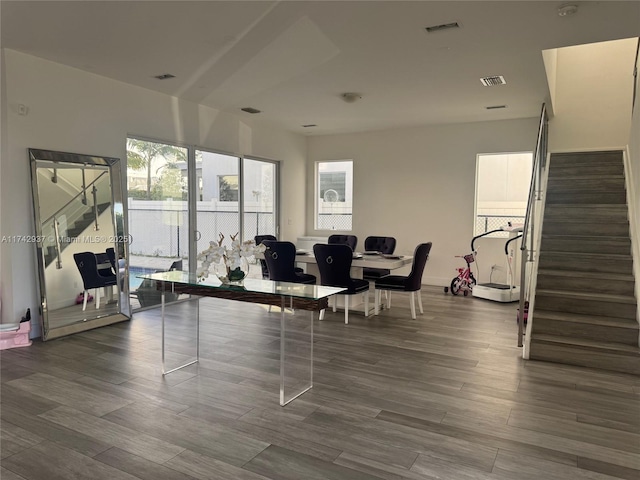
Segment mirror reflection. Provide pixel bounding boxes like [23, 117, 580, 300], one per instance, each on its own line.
[30, 149, 130, 340]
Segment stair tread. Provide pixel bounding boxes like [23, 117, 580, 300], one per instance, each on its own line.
[545, 203, 627, 209]
[540, 251, 633, 260]
[536, 269, 634, 281]
[548, 174, 625, 180]
[533, 310, 639, 329]
[542, 234, 631, 240]
[536, 289, 636, 304]
[533, 334, 640, 354]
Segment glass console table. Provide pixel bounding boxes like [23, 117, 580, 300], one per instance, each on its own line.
[138, 271, 344, 406]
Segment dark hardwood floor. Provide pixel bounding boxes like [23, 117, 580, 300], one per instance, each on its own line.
[1, 286, 639, 479]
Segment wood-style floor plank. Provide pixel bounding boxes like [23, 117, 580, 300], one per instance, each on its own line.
[1, 286, 638, 480]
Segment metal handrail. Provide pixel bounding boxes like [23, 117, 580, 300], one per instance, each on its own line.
[518, 103, 548, 347]
[43, 171, 109, 225]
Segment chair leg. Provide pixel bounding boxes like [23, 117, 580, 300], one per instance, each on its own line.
[268, 305, 272, 313]
[344, 295, 349, 324]
[374, 290, 380, 315]
[410, 291, 416, 319]
[82, 290, 88, 311]
[387, 292, 391, 309]
[364, 291, 369, 317]
[417, 289, 424, 314]
[319, 309, 325, 320]
[95, 288, 100, 309]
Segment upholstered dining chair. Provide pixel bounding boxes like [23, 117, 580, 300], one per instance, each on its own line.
[255, 235, 277, 279]
[313, 243, 369, 324]
[362, 236, 397, 280]
[262, 241, 316, 284]
[374, 242, 432, 319]
[73, 252, 118, 311]
[328, 234, 358, 251]
[255, 235, 303, 279]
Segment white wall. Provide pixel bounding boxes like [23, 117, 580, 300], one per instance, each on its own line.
[1, 49, 307, 335]
[548, 38, 637, 151]
[307, 118, 539, 286]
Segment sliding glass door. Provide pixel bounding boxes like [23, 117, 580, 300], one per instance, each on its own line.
[127, 140, 279, 307]
[194, 149, 240, 252]
[242, 157, 278, 241]
[126, 138, 189, 308]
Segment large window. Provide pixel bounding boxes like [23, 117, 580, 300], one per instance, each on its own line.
[316, 160, 353, 230]
[475, 152, 533, 236]
[126, 137, 279, 310]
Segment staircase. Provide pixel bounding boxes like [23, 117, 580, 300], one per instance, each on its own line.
[530, 150, 640, 375]
[44, 202, 111, 267]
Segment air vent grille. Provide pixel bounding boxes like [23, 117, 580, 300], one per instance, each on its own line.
[480, 75, 506, 87]
[425, 22, 460, 33]
[241, 107, 261, 114]
[154, 73, 175, 80]
[486, 105, 507, 110]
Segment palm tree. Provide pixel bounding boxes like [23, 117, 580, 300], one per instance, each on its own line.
[126, 139, 186, 199]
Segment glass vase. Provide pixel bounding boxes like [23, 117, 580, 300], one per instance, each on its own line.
[217, 257, 248, 285]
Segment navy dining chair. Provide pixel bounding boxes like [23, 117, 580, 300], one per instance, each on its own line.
[255, 234, 303, 279]
[255, 235, 277, 279]
[374, 242, 432, 319]
[328, 234, 358, 251]
[262, 241, 316, 284]
[313, 243, 369, 324]
[362, 236, 397, 280]
[73, 252, 118, 311]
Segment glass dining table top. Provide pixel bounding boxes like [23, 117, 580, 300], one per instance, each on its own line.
[138, 270, 345, 300]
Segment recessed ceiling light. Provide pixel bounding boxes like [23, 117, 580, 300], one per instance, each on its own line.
[341, 92, 362, 103]
[241, 107, 261, 114]
[154, 73, 175, 80]
[557, 4, 578, 16]
[425, 22, 460, 33]
[302, 124, 317, 128]
[486, 105, 507, 110]
[480, 75, 506, 87]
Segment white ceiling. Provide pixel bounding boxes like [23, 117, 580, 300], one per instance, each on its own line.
[2, 1, 639, 135]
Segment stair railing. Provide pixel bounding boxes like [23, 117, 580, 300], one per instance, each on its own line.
[41, 171, 111, 269]
[518, 103, 549, 347]
[42, 171, 109, 226]
[52, 217, 62, 269]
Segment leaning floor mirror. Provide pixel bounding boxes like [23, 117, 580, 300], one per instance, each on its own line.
[29, 148, 131, 340]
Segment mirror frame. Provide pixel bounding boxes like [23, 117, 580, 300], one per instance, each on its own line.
[29, 148, 131, 340]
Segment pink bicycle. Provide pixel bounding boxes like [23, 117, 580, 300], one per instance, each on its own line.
[444, 253, 477, 296]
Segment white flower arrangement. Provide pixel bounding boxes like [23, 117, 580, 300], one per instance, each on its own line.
[196, 232, 266, 282]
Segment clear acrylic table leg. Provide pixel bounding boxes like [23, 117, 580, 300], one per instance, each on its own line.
[280, 296, 314, 406]
[162, 281, 199, 375]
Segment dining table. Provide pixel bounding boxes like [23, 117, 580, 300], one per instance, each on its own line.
[292, 251, 413, 315]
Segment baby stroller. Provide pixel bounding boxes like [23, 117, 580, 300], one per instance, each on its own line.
[444, 253, 477, 296]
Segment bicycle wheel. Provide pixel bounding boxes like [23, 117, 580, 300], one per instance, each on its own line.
[469, 273, 477, 290]
[450, 277, 463, 295]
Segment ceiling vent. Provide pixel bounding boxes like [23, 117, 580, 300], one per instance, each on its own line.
[486, 105, 507, 110]
[425, 22, 460, 33]
[154, 73, 175, 80]
[480, 75, 506, 87]
[241, 107, 261, 114]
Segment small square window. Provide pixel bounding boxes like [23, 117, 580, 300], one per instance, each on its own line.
[316, 160, 352, 230]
